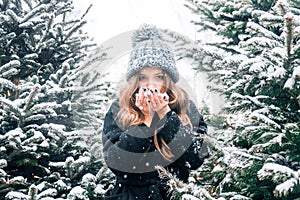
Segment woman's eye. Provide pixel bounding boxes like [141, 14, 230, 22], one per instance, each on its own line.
[138, 76, 146, 80]
[156, 75, 164, 80]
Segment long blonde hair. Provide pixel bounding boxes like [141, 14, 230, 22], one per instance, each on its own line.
[117, 72, 192, 160]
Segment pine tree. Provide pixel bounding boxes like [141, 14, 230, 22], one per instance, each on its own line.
[0, 0, 113, 199]
[178, 0, 300, 199]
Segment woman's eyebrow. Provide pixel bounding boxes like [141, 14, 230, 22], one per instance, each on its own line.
[139, 73, 163, 76]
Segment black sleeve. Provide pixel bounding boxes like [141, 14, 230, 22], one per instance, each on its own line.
[155, 100, 209, 170]
[102, 101, 153, 153]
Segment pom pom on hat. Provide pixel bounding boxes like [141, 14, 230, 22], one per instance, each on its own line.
[126, 24, 179, 83]
[131, 24, 162, 47]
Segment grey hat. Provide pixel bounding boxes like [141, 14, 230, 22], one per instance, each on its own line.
[126, 24, 179, 83]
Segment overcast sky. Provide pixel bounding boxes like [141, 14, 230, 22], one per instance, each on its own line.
[72, 0, 200, 45]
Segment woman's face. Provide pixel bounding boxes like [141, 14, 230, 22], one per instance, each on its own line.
[137, 68, 165, 92]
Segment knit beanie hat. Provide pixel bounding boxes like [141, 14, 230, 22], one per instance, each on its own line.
[126, 24, 179, 83]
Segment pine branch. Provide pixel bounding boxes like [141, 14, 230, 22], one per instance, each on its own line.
[23, 85, 40, 112]
[285, 14, 293, 62]
[80, 4, 93, 20]
[20, 4, 47, 24]
[5, 9, 20, 24]
[0, 97, 22, 117]
[64, 20, 87, 43]
[0, 60, 20, 75]
[258, 162, 300, 198]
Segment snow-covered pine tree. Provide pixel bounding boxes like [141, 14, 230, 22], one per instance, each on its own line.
[181, 0, 300, 199]
[0, 0, 113, 199]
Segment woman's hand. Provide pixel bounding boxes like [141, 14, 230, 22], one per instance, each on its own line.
[135, 87, 170, 118]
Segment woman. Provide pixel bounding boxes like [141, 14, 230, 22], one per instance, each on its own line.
[102, 24, 209, 200]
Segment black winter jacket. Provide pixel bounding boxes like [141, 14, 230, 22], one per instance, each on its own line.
[102, 99, 209, 200]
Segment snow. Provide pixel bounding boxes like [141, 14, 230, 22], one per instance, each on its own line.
[94, 184, 106, 195]
[182, 194, 200, 200]
[5, 9, 20, 23]
[293, 66, 300, 76]
[10, 176, 26, 183]
[22, 130, 45, 145]
[0, 97, 21, 115]
[54, 180, 68, 190]
[285, 66, 300, 88]
[0, 59, 20, 72]
[40, 123, 66, 131]
[0, 159, 7, 168]
[0, 169, 7, 176]
[36, 181, 46, 191]
[258, 163, 296, 177]
[249, 133, 285, 152]
[40, 140, 50, 148]
[212, 164, 224, 172]
[74, 156, 90, 166]
[258, 163, 300, 197]
[81, 173, 96, 187]
[49, 161, 65, 168]
[67, 186, 88, 199]
[0, 78, 18, 91]
[21, 4, 48, 23]
[284, 77, 295, 89]
[249, 111, 281, 129]
[1, 68, 18, 77]
[3, 128, 26, 140]
[5, 191, 28, 200]
[267, 67, 286, 79]
[37, 188, 57, 199]
[229, 194, 252, 200]
[274, 178, 298, 197]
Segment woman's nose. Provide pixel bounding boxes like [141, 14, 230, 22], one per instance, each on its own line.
[145, 78, 155, 87]
[146, 83, 154, 89]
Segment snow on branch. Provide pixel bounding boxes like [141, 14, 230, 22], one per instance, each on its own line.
[27, 102, 57, 116]
[246, 22, 281, 41]
[0, 60, 20, 75]
[1, 68, 19, 78]
[221, 146, 262, 170]
[274, 178, 299, 198]
[230, 93, 268, 108]
[249, 111, 281, 129]
[67, 186, 89, 199]
[64, 20, 87, 41]
[0, 78, 19, 91]
[258, 163, 295, 180]
[0, 97, 22, 116]
[226, 79, 247, 92]
[249, 132, 285, 153]
[40, 123, 66, 141]
[20, 4, 47, 24]
[5, 191, 28, 200]
[5, 9, 20, 23]
[284, 66, 300, 89]
[0, 159, 7, 169]
[21, 130, 45, 146]
[274, 0, 290, 15]
[23, 84, 40, 111]
[2, 128, 25, 140]
[155, 165, 216, 199]
[257, 162, 300, 197]
[37, 188, 57, 199]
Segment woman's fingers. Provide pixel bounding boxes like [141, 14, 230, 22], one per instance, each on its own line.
[149, 89, 169, 111]
[136, 87, 147, 110]
[135, 87, 169, 113]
